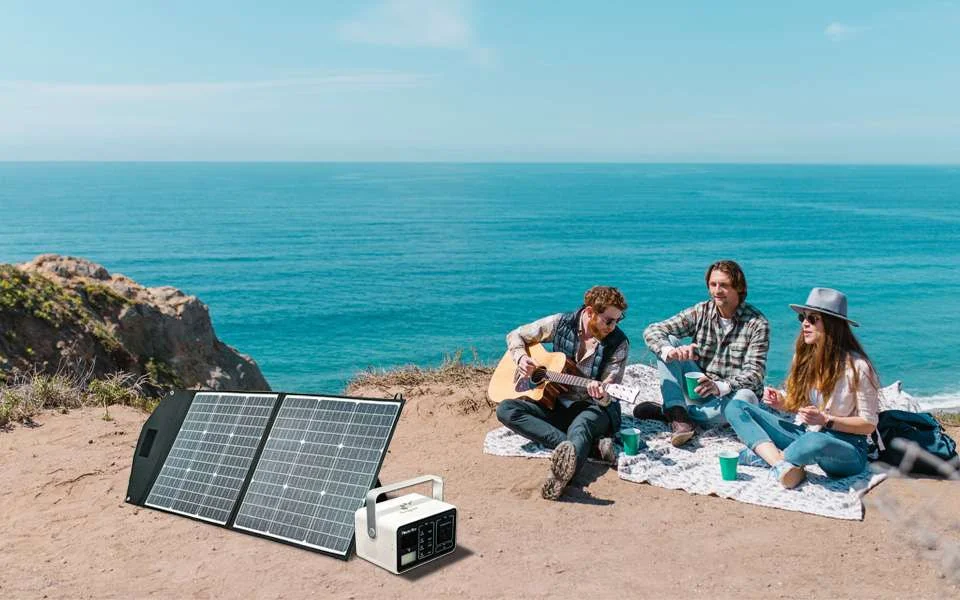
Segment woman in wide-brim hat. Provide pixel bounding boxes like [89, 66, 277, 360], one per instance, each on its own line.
[722, 288, 880, 488]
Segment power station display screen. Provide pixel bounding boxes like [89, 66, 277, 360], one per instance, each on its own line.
[395, 508, 456, 573]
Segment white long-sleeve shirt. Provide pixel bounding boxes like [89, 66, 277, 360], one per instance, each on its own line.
[797, 355, 880, 431]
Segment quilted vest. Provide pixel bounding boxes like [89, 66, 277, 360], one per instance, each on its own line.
[552, 308, 628, 432]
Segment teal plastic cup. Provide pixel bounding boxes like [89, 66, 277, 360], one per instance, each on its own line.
[684, 372, 704, 399]
[620, 428, 640, 456]
[718, 450, 739, 481]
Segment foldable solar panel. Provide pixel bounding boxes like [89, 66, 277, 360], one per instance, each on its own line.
[233, 395, 402, 556]
[126, 390, 404, 559]
[144, 392, 279, 524]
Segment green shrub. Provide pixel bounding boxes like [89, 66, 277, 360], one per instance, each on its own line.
[82, 282, 132, 310]
[89, 321, 122, 353]
[88, 374, 142, 407]
[31, 373, 84, 409]
[0, 265, 86, 327]
[145, 357, 183, 388]
[0, 368, 157, 428]
[0, 386, 41, 426]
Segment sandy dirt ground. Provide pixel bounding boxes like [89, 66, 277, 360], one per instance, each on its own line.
[1, 378, 958, 599]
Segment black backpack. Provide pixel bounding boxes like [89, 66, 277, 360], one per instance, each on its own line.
[872, 410, 958, 476]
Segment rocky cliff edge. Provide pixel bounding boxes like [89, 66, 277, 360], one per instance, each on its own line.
[0, 254, 269, 392]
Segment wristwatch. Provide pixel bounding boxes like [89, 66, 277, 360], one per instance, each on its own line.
[824, 418, 835, 430]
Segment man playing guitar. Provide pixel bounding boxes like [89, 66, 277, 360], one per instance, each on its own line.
[495, 286, 630, 500]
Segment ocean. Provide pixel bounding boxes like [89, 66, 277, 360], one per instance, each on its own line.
[1, 162, 958, 411]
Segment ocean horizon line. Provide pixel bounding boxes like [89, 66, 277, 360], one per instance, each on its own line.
[2, 160, 959, 167]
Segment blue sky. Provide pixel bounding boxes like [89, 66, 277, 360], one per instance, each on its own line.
[1, 0, 959, 162]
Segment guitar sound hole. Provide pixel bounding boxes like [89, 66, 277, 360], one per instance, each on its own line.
[529, 367, 547, 385]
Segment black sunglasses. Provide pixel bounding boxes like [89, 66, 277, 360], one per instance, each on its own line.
[598, 314, 625, 327]
[797, 312, 820, 325]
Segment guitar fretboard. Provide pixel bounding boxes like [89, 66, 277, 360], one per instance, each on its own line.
[544, 370, 595, 389]
[542, 370, 637, 404]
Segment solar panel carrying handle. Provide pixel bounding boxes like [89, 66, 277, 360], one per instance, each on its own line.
[365, 475, 444, 539]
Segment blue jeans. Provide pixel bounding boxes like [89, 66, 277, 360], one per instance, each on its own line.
[723, 399, 869, 478]
[496, 399, 611, 476]
[656, 335, 759, 426]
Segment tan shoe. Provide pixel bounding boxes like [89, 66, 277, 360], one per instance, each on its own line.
[774, 461, 807, 489]
[664, 406, 696, 447]
[669, 422, 695, 447]
[541, 441, 577, 500]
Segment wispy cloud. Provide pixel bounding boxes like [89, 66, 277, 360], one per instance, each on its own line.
[0, 72, 426, 100]
[338, 0, 494, 64]
[824, 22, 867, 41]
[0, 71, 431, 150]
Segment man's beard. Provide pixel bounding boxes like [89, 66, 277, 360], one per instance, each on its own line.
[587, 316, 609, 340]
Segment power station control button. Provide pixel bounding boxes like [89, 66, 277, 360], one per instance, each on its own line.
[417, 522, 435, 558]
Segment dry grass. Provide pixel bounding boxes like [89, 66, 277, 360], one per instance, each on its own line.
[346, 349, 495, 414]
[0, 362, 158, 429]
[348, 349, 492, 390]
[935, 411, 960, 428]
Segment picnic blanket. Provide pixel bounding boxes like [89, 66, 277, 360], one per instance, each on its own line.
[483, 415, 886, 520]
[483, 365, 918, 519]
[614, 417, 886, 520]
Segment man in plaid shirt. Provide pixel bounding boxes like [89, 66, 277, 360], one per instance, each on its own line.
[636, 260, 769, 446]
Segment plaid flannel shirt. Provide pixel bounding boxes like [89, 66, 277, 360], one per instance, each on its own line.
[643, 300, 770, 397]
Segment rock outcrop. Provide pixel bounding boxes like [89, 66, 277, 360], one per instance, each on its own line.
[0, 254, 269, 392]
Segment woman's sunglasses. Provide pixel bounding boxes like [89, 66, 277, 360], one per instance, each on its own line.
[797, 312, 821, 325]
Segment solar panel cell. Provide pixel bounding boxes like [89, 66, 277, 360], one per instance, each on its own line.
[234, 395, 402, 557]
[145, 392, 278, 524]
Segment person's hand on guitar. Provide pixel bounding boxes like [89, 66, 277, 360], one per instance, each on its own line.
[588, 379, 612, 406]
[517, 354, 537, 377]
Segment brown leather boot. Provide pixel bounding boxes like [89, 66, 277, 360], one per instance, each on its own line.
[664, 406, 695, 447]
[632, 402, 666, 422]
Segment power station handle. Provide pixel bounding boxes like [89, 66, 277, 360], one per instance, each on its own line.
[364, 475, 444, 539]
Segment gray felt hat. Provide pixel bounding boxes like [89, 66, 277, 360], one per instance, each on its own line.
[789, 287, 859, 327]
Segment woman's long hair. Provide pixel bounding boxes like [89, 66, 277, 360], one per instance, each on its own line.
[783, 313, 879, 413]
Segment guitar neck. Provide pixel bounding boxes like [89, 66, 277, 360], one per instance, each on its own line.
[544, 370, 594, 389]
[542, 370, 639, 404]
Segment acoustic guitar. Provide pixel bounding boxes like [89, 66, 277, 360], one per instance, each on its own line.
[487, 343, 640, 409]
